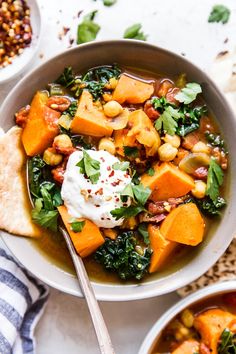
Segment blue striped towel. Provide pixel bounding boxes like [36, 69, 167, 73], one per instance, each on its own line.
[0, 248, 49, 354]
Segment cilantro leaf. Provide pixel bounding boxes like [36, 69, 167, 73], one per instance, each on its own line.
[175, 83, 202, 104]
[111, 205, 145, 220]
[208, 5, 230, 24]
[32, 203, 58, 232]
[132, 184, 151, 205]
[77, 11, 100, 44]
[147, 167, 155, 176]
[103, 0, 116, 6]
[124, 146, 139, 157]
[206, 158, 224, 201]
[76, 150, 101, 184]
[70, 219, 86, 233]
[152, 97, 169, 111]
[112, 161, 130, 171]
[138, 223, 150, 245]
[155, 106, 180, 135]
[123, 23, 147, 41]
[121, 184, 134, 199]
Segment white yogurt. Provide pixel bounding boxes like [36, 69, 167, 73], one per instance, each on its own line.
[61, 150, 132, 228]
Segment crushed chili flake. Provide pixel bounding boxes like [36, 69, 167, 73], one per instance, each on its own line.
[111, 179, 121, 187]
[115, 197, 119, 202]
[100, 157, 105, 162]
[87, 189, 91, 193]
[107, 166, 111, 171]
[0, 0, 33, 68]
[109, 170, 115, 178]
[95, 188, 103, 195]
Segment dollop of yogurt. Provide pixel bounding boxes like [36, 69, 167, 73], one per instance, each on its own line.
[61, 150, 132, 228]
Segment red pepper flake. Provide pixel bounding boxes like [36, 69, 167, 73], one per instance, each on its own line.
[115, 197, 120, 202]
[109, 170, 115, 178]
[107, 217, 111, 220]
[107, 166, 111, 171]
[124, 173, 129, 178]
[100, 157, 105, 162]
[111, 179, 121, 186]
[95, 188, 103, 195]
[101, 217, 104, 220]
[87, 189, 91, 193]
[95, 204, 100, 207]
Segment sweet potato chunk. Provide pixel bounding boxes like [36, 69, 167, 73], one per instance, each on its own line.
[70, 91, 113, 137]
[113, 74, 154, 104]
[171, 339, 200, 354]
[194, 309, 236, 354]
[58, 205, 104, 258]
[148, 225, 177, 273]
[22, 91, 60, 156]
[141, 162, 195, 201]
[160, 203, 205, 246]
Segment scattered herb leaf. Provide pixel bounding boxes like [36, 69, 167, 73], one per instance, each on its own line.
[123, 23, 147, 41]
[76, 150, 101, 184]
[124, 146, 139, 158]
[111, 205, 145, 220]
[77, 10, 100, 44]
[217, 328, 236, 353]
[112, 161, 130, 171]
[147, 167, 155, 176]
[138, 223, 150, 245]
[70, 219, 86, 233]
[208, 5, 230, 24]
[103, 0, 116, 6]
[155, 106, 180, 135]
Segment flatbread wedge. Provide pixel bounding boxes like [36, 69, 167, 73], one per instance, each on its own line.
[0, 126, 42, 237]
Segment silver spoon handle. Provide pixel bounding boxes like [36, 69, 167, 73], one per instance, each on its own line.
[59, 226, 115, 354]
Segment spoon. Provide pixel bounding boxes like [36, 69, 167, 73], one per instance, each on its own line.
[26, 162, 115, 354]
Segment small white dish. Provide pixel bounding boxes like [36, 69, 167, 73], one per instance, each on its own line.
[0, 0, 42, 84]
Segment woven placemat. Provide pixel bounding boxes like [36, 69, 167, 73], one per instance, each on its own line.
[178, 51, 236, 297]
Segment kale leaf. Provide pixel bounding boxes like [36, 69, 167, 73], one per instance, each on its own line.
[206, 158, 224, 201]
[205, 132, 227, 152]
[28, 156, 63, 231]
[94, 231, 152, 280]
[188, 196, 226, 216]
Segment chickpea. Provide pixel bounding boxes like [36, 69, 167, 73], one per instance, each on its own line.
[158, 143, 178, 162]
[175, 327, 190, 341]
[163, 134, 181, 148]
[192, 180, 207, 199]
[43, 148, 63, 166]
[102, 93, 113, 102]
[105, 77, 118, 90]
[98, 138, 116, 155]
[103, 100, 123, 118]
[53, 134, 72, 149]
[180, 309, 194, 328]
[192, 141, 210, 154]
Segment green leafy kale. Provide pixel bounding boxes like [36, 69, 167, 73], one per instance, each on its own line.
[124, 146, 139, 158]
[176, 105, 207, 136]
[94, 231, 152, 280]
[28, 155, 47, 198]
[206, 131, 227, 152]
[196, 196, 226, 216]
[76, 150, 101, 184]
[147, 167, 155, 176]
[206, 158, 224, 201]
[77, 11, 100, 44]
[56, 67, 75, 88]
[218, 328, 236, 353]
[208, 5, 231, 24]
[63, 101, 78, 117]
[123, 23, 147, 41]
[175, 83, 202, 104]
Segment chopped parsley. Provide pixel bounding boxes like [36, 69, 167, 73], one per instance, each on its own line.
[175, 83, 202, 105]
[123, 23, 147, 41]
[77, 11, 100, 44]
[155, 106, 180, 136]
[138, 223, 150, 245]
[147, 167, 155, 176]
[111, 205, 145, 220]
[70, 219, 86, 233]
[103, 0, 116, 5]
[76, 150, 101, 184]
[208, 5, 231, 24]
[112, 161, 130, 171]
[218, 328, 236, 353]
[206, 158, 224, 201]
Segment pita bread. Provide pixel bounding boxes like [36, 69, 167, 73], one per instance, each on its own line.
[178, 51, 236, 297]
[0, 126, 42, 237]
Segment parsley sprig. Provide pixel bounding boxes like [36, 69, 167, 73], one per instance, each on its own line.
[206, 158, 224, 202]
[208, 5, 231, 24]
[77, 11, 100, 44]
[76, 150, 101, 184]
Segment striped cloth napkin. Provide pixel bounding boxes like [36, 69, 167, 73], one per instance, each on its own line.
[0, 248, 49, 354]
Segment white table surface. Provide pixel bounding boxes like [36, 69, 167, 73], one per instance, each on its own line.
[1, 0, 236, 353]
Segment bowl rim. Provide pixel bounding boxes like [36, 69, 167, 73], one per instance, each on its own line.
[1, 39, 236, 301]
[138, 280, 236, 353]
[0, 0, 42, 84]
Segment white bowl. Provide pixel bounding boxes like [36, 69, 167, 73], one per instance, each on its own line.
[138, 281, 236, 353]
[1, 40, 236, 301]
[0, 0, 42, 84]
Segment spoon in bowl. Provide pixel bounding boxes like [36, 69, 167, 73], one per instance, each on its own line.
[26, 162, 115, 354]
